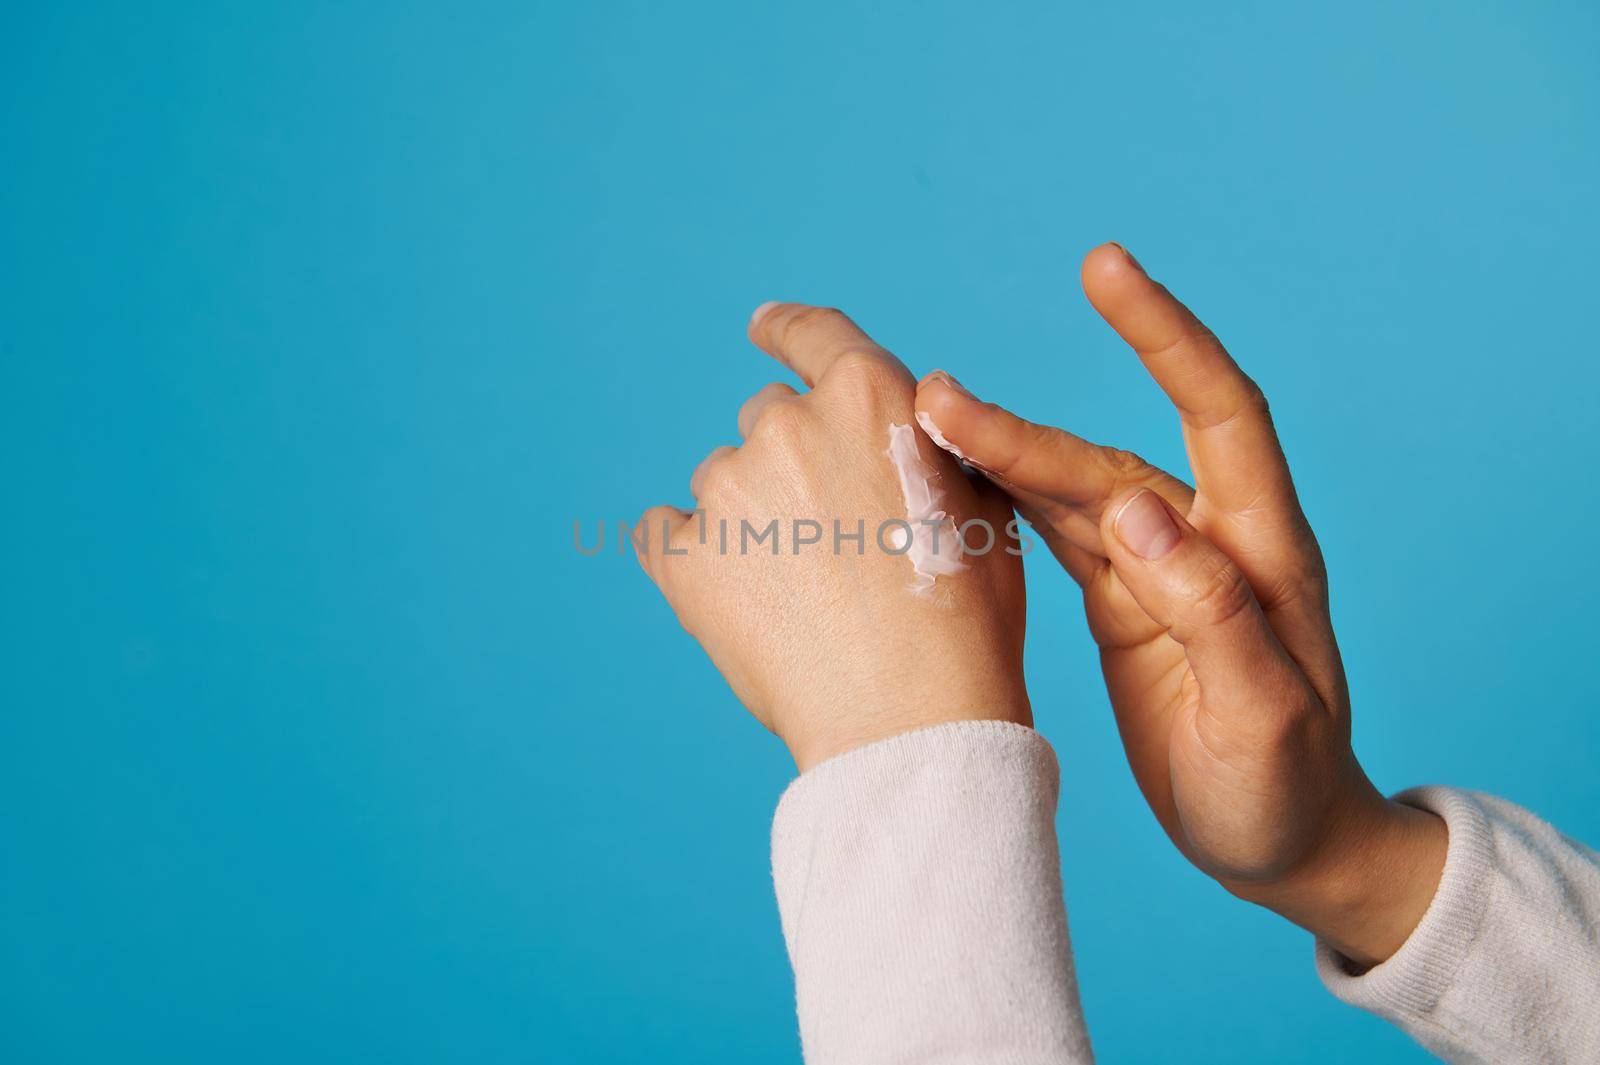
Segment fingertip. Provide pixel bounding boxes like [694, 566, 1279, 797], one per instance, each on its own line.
[1081, 242, 1148, 299]
[916, 371, 1004, 471]
[1106, 487, 1182, 561]
[1100, 484, 1141, 536]
[912, 370, 969, 431]
[920, 368, 973, 395]
[915, 369, 974, 412]
[747, 300, 782, 341]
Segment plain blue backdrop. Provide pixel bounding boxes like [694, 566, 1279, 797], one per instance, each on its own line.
[4, 2, 1598, 1062]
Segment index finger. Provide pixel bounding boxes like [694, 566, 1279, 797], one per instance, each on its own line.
[747, 302, 905, 388]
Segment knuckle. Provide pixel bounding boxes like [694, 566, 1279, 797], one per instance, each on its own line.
[1147, 329, 1218, 368]
[1095, 445, 1151, 481]
[829, 349, 889, 382]
[823, 351, 907, 403]
[1187, 557, 1256, 630]
[749, 397, 809, 443]
[1262, 560, 1328, 612]
[983, 417, 1053, 478]
[778, 305, 848, 343]
[697, 461, 740, 502]
[1235, 379, 1272, 423]
[1206, 377, 1272, 432]
[1240, 376, 1270, 413]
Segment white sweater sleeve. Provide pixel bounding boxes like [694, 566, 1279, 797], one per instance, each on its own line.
[770, 720, 1094, 1065]
[1316, 786, 1600, 1063]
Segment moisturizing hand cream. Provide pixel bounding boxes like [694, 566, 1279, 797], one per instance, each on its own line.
[914, 410, 972, 464]
[885, 422, 967, 593]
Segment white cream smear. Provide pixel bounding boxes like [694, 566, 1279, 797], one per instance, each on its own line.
[914, 410, 970, 463]
[885, 422, 967, 594]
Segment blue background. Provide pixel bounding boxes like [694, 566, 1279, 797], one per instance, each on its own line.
[5, 2, 1598, 1061]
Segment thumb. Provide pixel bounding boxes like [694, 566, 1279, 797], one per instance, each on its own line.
[1101, 488, 1314, 723]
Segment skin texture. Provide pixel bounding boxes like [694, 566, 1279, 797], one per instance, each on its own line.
[634, 303, 1030, 773]
[911, 243, 1447, 967]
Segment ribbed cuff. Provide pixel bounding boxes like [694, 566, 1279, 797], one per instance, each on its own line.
[774, 719, 1052, 825]
[1315, 786, 1499, 1018]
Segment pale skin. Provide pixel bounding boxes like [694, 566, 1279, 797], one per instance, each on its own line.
[634, 303, 1031, 773]
[637, 245, 1447, 970]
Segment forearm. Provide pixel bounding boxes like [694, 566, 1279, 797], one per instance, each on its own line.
[770, 720, 1094, 1065]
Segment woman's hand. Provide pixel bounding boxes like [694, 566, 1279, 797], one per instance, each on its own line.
[913, 244, 1446, 967]
[636, 303, 1030, 772]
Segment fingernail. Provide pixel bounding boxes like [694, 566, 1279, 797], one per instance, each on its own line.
[923, 368, 975, 399]
[1108, 242, 1145, 274]
[749, 301, 781, 330]
[1113, 489, 1180, 560]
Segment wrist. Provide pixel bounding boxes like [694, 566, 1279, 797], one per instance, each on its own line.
[1223, 780, 1448, 969]
[785, 693, 1033, 774]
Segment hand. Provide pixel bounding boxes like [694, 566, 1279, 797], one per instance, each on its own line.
[636, 303, 1031, 772]
[912, 244, 1446, 967]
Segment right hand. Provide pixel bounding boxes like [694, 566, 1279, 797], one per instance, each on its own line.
[912, 243, 1447, 967]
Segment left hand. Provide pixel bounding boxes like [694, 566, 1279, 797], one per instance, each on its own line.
[635, 304, 1031, 772]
